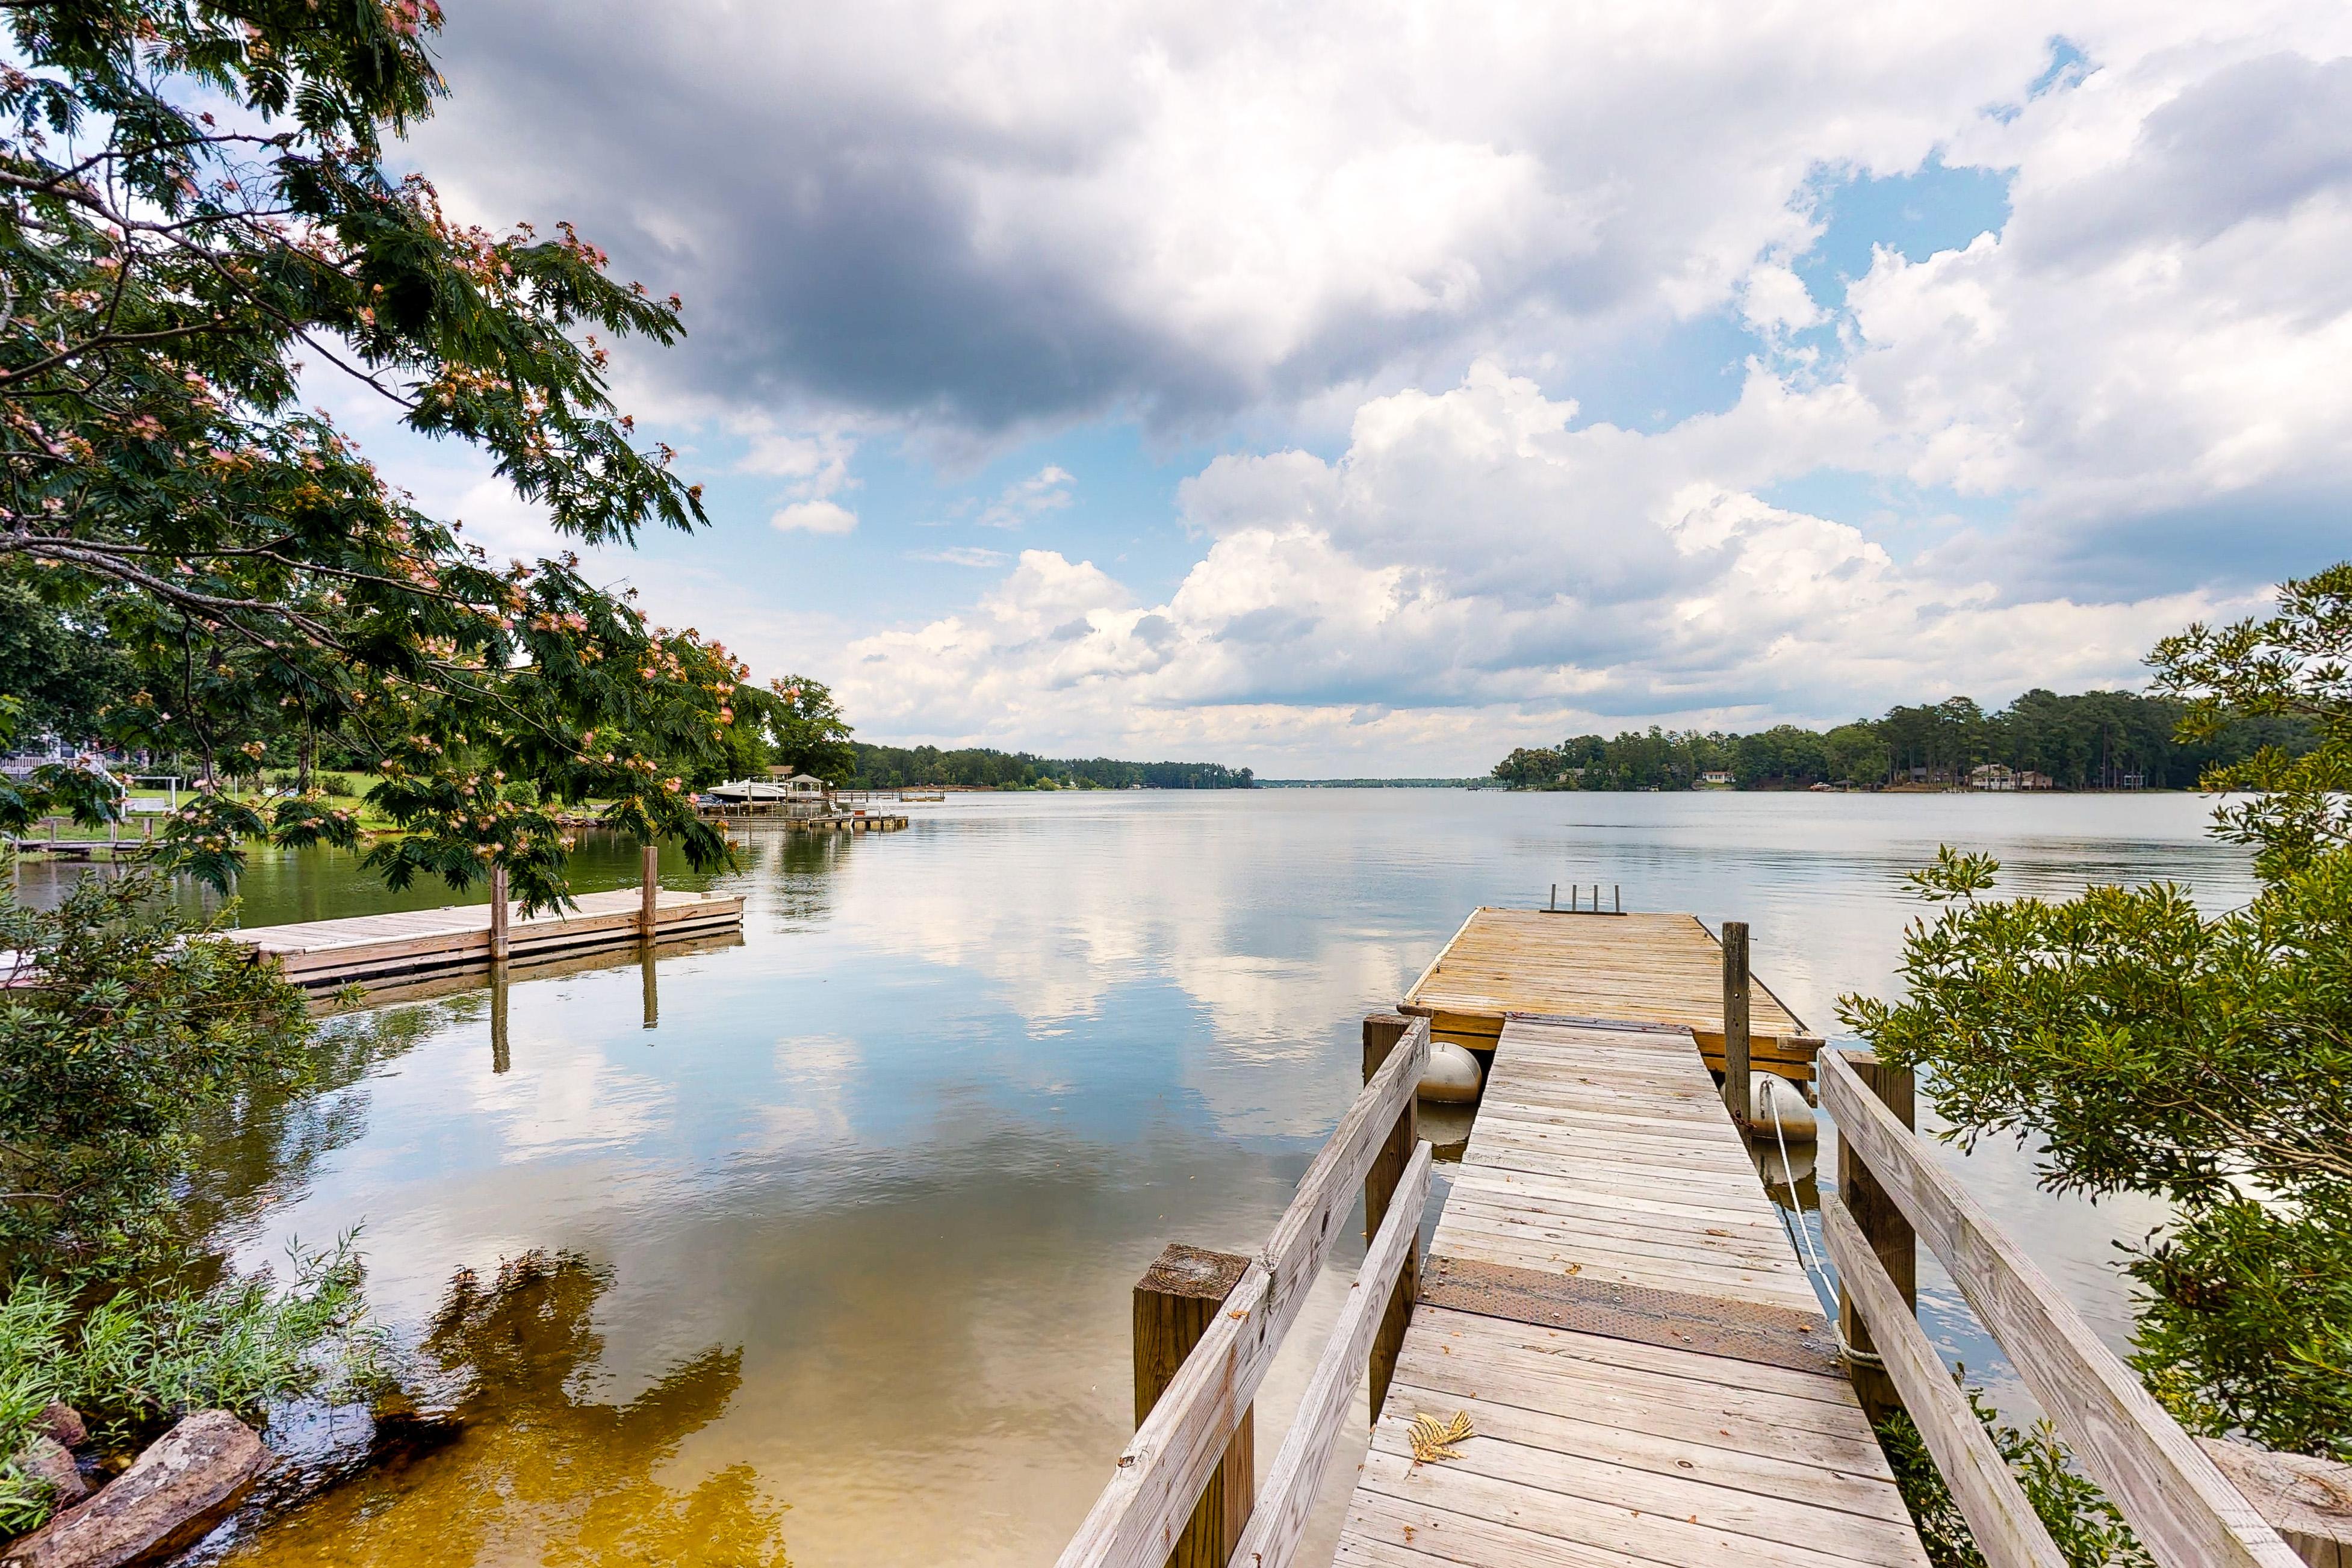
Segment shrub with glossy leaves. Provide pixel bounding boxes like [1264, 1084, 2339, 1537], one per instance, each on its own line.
[0, 872, 312, 1272]
[1842, 563, 2352, 1458]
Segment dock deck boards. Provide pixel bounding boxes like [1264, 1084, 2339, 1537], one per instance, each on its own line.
[224, 885, 743, 991]
[1403, 907, 1822, 1082]
[1333, 1015, 1928, 1568]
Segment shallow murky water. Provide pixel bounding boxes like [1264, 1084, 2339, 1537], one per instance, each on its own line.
[16, 790, 2253, 1564]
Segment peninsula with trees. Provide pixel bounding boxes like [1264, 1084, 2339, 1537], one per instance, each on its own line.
[1491, 687, 2316, 792]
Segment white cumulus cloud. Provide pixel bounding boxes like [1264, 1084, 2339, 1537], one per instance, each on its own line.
[771, 499, 860, 535]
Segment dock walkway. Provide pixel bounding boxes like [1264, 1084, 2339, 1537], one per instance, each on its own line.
[224, 885, 743, 993]
[1059, 906, 2314, 1568]
[1335, 1013, 1926, 1568]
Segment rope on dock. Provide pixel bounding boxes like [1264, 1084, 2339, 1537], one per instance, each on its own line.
[1758, 1073, 1885, 1371]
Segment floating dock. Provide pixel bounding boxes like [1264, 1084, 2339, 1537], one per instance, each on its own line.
[223, 885, 743, 993]
[1404, 906, 1822, 1085]
[1333, 1012, 1924, 1567]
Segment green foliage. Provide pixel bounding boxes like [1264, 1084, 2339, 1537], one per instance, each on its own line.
[0, 1241, 374, 1532]
[763, 674, 855, 782]
[1491, 745, 1572, 789]
[1825, 720, 1888, 786]
[846, 741, 1253, 790]
[1, 0, 760, 908]
[1842, 563, 2352, 1458]
[1875, 1386, 2153, 1568]
[0, 578, 134, 746]
[0, 871, 313, 1273]
[1486, 687, 2313, 791]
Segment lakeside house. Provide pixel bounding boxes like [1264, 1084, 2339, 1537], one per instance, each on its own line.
[1967, 764, 2056, 791]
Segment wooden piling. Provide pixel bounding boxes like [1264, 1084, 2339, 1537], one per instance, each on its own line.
[1362, 1011, 1420, 1427]
[642, 944, 659, 1029]
[1134, 1243, 1255, 1568]
[639, 844, 659, 939]
[1721, 919, 1751, 1129]
[488, 866, 510, 962]
[1837, 1052, 1916, 1425]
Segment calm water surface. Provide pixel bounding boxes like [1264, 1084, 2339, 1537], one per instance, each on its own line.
[28, 790, 2254, 1566]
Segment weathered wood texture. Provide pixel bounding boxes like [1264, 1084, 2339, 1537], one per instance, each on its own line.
[639, 844, 660, 937]
[1401, 907, 1821, 1083]
[222, 885, 743, 993]
[1835, 1052, 1914, 1424]
[1721, 919, 1751, 1129]
[1055, 1021, 1430, 1568]
[1233, 1141, 1432, 1568]
[1134, 1244, 1256, 1568]
[2198, 1440, 2352, 1568]
[1822, 1048, 2302, 1568]
[488, 866, 510, 962]
[1822, 1192, 2067, 1568]
[1332, 1017, 1928, 1568]
[1362, 1011, 1420, 1426]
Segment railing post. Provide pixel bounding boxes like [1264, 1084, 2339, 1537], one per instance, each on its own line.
[1363, 1011, 1419, 1427]
[1837, 1050, 1916, 1425]
[2197, 1439, 2352, 1567]
[1134, 1244, 1255, 1568]
[639, 843, 659, 940]
[488, 865, 510, 964]
[1722, 920, 1751, 1129]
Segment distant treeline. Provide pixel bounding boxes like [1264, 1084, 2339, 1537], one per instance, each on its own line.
[1257, 777, 1492, 789]
[847, 742, 1254, 790]
[1492, 690, 2315, 792]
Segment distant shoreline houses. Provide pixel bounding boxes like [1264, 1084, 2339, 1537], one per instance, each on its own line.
[1967, 763, 2062, 792]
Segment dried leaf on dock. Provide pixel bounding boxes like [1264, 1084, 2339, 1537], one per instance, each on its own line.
[1409, 1410, 1473, 1464]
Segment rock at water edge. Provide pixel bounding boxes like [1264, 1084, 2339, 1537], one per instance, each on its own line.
[2, 1410, 266, 1568]
[11, 1441, 85, 1507]
[35, 1410, 85, 1453]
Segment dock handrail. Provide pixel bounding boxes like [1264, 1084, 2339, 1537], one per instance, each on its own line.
[1819, 1046, 2304, 1568]
[1055, 1017, 1432, 1568]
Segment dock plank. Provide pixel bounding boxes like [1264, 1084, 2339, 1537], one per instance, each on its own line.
[1330, 1012, 1928, 1568]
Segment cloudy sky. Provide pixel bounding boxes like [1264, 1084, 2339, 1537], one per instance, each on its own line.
[358, 2, 2352, 774]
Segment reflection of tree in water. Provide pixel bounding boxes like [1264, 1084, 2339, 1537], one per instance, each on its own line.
[177, 1004, 449, 1281]
[217, 1252, 790, 1568]
[769, 831, 848, 929]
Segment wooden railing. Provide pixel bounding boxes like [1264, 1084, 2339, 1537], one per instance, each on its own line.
[1056, 1015, 1432, 1568]
[1819, 1046, 2308, 1568]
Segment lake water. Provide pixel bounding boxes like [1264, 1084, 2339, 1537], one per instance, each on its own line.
[19, 789, 2255, 1566]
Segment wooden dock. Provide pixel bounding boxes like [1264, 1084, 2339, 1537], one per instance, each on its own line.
[1334, 1013, 1925, 1567]
[695, 799, 911, 831]
[223, 885, 743, 993]
[1405, 907, 1822, 1085]
[1056, 907, 2317, 1568]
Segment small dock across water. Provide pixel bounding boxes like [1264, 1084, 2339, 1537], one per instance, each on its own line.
[225, 880, 742, 993]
